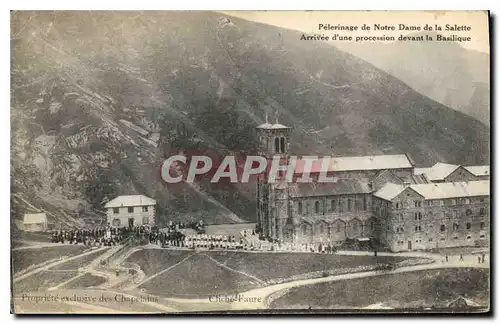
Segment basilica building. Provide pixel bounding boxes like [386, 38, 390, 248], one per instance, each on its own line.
[255, 120, 490, 252]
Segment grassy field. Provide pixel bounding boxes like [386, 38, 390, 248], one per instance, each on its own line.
[125, 249, 194, 277]
[64, 274, 107, 289]
[139, 253, 260, 298]
[13, 270, 79, 293]
[270, 268, 490, 310]
[51, 248, 110, 271]
[128, 248, 410, 298]
[12, 245, 89, 274]
[11, 231, 53, 243]
[207, 251, 407, 281]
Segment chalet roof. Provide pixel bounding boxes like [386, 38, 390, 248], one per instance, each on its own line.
[464, 165, 490, 177]
[294, 154, 413, 173]
[256, 122, 273, 129]
[374, 180, 489, 201]
[23, 213, 47, 224]
[104, 195, 156, 208]
[290, 179, 371, 198]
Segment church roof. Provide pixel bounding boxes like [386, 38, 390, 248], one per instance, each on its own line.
[294, 154, 413, 173]
[289, 179, 371, 198]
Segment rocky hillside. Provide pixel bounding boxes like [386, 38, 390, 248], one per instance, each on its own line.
[335, 31, 490, 125]
[10, 12, 490, 227]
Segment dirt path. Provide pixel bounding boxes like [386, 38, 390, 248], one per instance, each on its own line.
[202, 253, 265, 285]
[128, 252, 198, 290]
[12, 241, 70, 250]
[13, 247, 109, 283]
[48, 245, 123, 291]
[159, 257, 489, 311]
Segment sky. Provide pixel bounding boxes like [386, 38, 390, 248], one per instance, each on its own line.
[222, 11, 490, 54]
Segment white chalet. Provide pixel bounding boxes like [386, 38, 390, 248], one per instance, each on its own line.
[105, 195, 156, 228]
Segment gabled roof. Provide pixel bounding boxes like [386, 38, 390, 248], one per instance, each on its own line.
[374, 180, 489, 201]
[410, 181, 489, 200]
[104, 195, 156, 208]
[464, 165, 490, 177]
[424, 162, 460, 181]
[23, 213, 47, 224]
[373, 183, 408, 201]
[256, 123, 290, 129]
[294, 154, 413, 173]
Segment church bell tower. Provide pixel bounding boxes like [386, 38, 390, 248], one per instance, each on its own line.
[256, 112, 291, 242]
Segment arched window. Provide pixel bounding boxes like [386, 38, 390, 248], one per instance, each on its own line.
[274, 137, 280, 153]
[298, 201, 303, 215]
[314, 201, 320, 214]
[280, 137, 285, 153]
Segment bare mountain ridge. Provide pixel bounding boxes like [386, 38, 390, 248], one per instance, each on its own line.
[10, 11, 489, 226]
[334, 31, 490, 125]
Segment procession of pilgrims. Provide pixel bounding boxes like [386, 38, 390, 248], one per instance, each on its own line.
[50, 220, 339, 253]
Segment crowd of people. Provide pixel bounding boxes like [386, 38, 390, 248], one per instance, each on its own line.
[51, 227, 126, 246]
[49, 222, 339, 254]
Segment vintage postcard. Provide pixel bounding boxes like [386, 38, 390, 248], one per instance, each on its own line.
[10, 10, 490, 314]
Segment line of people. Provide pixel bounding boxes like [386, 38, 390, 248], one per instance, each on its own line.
[51, 227, 125, 246]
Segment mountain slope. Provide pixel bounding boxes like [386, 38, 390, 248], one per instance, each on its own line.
[10, 11, 489, 226]
[335, 31, 490, 125]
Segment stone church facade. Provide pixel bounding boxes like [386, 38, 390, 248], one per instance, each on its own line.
[256, 121, 490, 252]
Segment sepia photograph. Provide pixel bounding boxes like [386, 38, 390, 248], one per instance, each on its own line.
[10, 10, 491, 314]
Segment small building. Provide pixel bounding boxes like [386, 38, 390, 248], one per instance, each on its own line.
[23, 213, 48, 232]
[104, 195, 156, 228]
